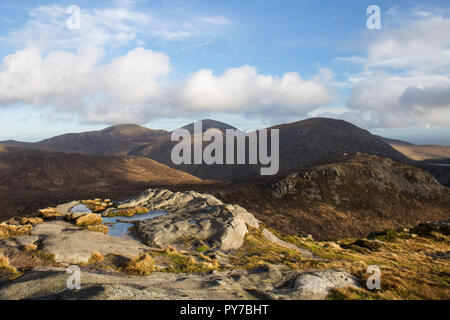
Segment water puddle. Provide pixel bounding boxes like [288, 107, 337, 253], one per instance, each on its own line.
[102, 210, 168, 238]
[70, 204, 168, 238]
[70, 203, 92, 213]
[250, 265, 269, 274]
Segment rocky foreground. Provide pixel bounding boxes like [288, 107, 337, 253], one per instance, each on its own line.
[0, 188, 449, 300]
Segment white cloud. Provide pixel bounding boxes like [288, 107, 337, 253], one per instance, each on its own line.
[3, 3, 448, 131]
[366, 16, 450, 71]
[343, 12, 450, 128]
[0, 46, 171, 123]
[0, 3, 251, 125]
[0, 46, 102, 108]
[347, 74, 450, 127]
[0, 3, 332, 125]
[0, 46, 335, 124]
[180, 66, 335, 114]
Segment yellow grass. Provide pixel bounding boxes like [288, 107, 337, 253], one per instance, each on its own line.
[123, 253, 155, 276]
[88, 251, 105, 264]
[279, 230, 450, 300]
[0, 223, 32, 239]
[86, 224, 109, 234]
[0, 252, 19, 280]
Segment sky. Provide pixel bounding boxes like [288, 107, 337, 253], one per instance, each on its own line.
[0, 0, 449, 145]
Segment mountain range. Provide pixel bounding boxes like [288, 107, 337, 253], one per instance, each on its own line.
[0, 117, 449, 238]
[1, 117, 424, 180]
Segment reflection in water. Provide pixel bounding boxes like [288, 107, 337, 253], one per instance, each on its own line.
[70, 203, 168, 238]
[102, 210, 168, 238]
[70, 204, 92, 213]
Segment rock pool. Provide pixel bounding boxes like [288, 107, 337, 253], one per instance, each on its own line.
[70, 204, 167, 238]
[102, 210, 168, 238]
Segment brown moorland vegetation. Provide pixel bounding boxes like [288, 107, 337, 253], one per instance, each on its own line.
[206, 154, 450, 240]
[0, 146, 206, 220]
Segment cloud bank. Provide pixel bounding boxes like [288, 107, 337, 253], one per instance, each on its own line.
[0, 4, 449, 130]
[0, 46, 335, 124]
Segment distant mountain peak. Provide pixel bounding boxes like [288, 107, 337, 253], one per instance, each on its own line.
[271, 117, 359, 130]
[101, 124, 153, 136]
[180, 119, 237, 133]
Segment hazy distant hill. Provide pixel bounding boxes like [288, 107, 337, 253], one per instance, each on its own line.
[376, 135, 450, 161]
[374, 135, 414, 147]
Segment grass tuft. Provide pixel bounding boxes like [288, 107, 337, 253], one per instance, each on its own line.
[104, 206, 149, 217]
[0, 252, 20, 281]
[123, 253, 155, 276]
[0, 223, 32, 239]
[88, 251, 105, 264]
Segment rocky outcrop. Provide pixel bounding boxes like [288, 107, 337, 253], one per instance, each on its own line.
[411, 220, 450, 237]
[0, 188, 309, 263]
[120, 189, 259, 251]
[272, 168, 341, 199]
[269, 269, 359, 300]
[272, 154, 445, 199]
[213, 153, 450, 240]
[117, 189, 223, 211]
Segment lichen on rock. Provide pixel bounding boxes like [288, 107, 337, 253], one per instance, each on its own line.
[75, 213, 102, 227]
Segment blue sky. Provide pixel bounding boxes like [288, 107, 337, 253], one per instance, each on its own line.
[0, 0, 449, 144]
